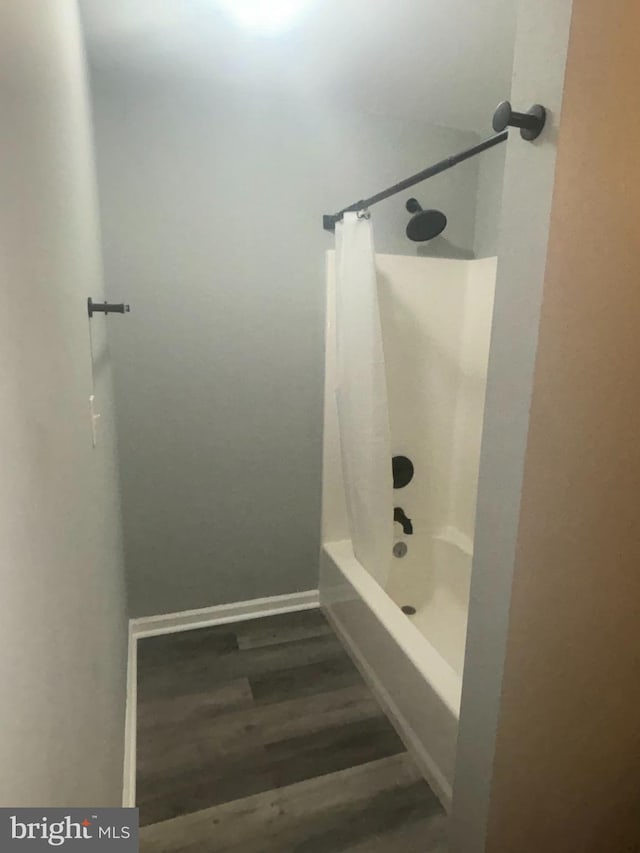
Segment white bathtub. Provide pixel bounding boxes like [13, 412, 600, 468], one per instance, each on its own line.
[386, 532, 472, 676]
[321, 252, 496, 810]
[320, 538, 462, 808]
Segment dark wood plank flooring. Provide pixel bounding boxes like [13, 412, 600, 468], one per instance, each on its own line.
[137, 608, 447, 851]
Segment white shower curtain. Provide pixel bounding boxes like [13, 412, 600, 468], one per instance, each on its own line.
[335, 212, 393, 587]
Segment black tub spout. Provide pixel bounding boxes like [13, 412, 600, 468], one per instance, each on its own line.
[394, 507, 413, 535]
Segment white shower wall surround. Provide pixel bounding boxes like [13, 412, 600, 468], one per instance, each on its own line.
[321, 251, 496, 807]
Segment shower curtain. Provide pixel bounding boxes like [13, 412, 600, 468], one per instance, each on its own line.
[335, 212, 393, 587]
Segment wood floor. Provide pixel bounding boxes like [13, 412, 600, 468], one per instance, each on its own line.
[137, 608, 447, 852]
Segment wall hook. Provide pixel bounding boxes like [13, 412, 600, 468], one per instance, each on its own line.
[88, 297, 130, 318]
[492, 100, 547, 140]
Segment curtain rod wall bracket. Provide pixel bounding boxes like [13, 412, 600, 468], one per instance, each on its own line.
[492, 101, 547, 140]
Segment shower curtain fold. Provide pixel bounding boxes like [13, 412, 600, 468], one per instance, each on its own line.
[335, 212, 393, 587]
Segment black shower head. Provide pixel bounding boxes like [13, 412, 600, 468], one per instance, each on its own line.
[405, 198, 447, 242]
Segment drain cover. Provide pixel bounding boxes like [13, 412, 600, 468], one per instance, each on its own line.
[393, 541, 408, 558]
[401, 605, 416, 616]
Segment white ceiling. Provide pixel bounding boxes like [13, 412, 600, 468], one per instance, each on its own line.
[80, 0, 517, 133]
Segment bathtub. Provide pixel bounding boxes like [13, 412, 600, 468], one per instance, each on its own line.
[320, 538, 462, 807]
[386, 532, 472, 676]
[320, 251, 496, 809]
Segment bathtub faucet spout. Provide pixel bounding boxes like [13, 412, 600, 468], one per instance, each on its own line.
[394, 507, 413, 535]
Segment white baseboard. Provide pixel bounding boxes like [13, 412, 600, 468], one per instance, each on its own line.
[121, 589, 320, 806]
[122, 621, 137, 807]
[130, 590, 320, 639]
[323, 605, 453, 812]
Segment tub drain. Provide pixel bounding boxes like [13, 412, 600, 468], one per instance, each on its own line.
[401, 605, 416, 616]
[393, 541, 408, 558]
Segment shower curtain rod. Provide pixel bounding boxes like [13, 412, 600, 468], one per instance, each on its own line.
[322, 130, 508, 232]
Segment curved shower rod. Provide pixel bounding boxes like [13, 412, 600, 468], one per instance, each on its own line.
[322, 100, 546, 232]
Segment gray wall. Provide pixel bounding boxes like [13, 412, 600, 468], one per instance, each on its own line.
[90, 74, 485, 617]
[474, 143, 507, 257]
[0, 1, 127, 805]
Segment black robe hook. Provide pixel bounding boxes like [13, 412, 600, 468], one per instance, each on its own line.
[87, 297, 130, 318]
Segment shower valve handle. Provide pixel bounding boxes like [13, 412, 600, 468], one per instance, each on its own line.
[492, 101, 547, 141]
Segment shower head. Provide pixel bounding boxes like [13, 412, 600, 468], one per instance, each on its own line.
[405, 198, 447, 242]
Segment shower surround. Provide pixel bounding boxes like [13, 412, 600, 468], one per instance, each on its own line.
[321, 250, 496, 808]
